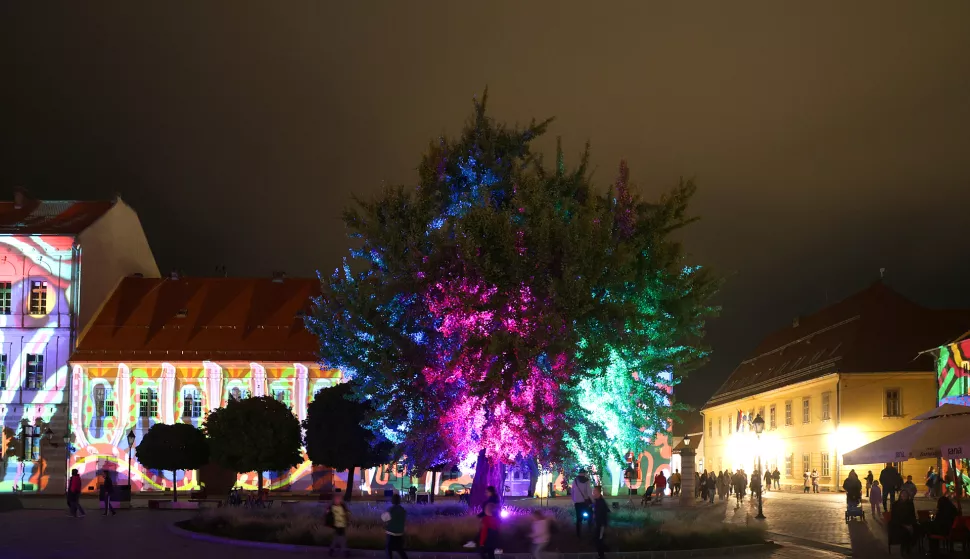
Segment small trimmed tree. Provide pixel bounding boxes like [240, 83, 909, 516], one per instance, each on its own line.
[303, 382, 393, 501]
[134, 423, 209, 502]
[204, 396, 303, 492]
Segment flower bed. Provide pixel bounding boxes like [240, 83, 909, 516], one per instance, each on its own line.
[176, 502, 765, 553]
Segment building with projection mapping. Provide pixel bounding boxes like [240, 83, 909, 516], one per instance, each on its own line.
[0, 190, 159, 493]
[68, 274, 344, 493]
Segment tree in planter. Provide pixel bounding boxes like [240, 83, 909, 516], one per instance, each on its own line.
[303, 382, 392, 501]
[134, 423, 209, 502]
[306, 92, 718, 507]
[204, 396, 303, 493]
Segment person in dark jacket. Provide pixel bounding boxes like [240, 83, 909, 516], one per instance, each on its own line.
[926, 495, 959, 554]
[888, 490, 918, 555]
[592, 487, 610, 559]
[99, 471, 116, 516]
[383, 494, 408, 559]
[879, 464, 901, 511]
[479, 486, 500, 518]
[842, 470, 862, 505]
[865, 471, 874, 497]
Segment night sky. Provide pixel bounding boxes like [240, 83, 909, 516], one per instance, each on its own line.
[3, 2, 969, 408]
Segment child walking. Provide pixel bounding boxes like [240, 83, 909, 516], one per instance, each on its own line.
[869, 480, 882, 518]
[530, 510, 550, 559]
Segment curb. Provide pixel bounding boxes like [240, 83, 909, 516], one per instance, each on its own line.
[168, 523, 776, 558]
[764, 532, 851, 556]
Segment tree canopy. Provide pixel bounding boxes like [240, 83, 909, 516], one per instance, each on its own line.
[203, 396, 303, 491]
[306, 92, 718, 488]
[303, 381, 393, 500]
[134, 422, 209, 501]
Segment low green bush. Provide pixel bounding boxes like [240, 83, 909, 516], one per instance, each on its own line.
[177, 502, 765, 552]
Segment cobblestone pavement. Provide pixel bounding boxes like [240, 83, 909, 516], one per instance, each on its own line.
[5, 491, 938, 559]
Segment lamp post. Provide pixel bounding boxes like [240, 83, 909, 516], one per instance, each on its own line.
[126, 430, 136, 490]
[752, 414, 766, 520]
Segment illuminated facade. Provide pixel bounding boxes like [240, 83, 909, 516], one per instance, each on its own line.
[702, 282, 970, 491]
[0, 192, 159, 493]
[937, 334, 970, 406]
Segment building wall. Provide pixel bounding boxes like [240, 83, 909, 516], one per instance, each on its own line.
[703, 371, 938, 490]
[68, 360, 342, 493]
[76, 199, 160, 334]
[0, 235, 76, 492]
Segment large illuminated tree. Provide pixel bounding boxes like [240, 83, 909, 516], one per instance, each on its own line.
[307, 92, 717, 503]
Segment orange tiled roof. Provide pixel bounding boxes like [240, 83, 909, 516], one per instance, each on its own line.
[72, 276, 322, 362]
[0, 199, 114, 234]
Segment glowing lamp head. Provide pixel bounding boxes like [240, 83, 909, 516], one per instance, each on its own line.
[500, 509, 510, 519]
[582, 511, 589, 518]
[682, 436, 691, 447]
[752, 414, 765, 435]
[127, 430, 136, 447]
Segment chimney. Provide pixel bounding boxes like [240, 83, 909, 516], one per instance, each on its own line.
[13, 187, 28, 210]
[272, 271, 286, 283]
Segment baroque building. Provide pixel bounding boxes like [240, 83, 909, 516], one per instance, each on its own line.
[68, 274, 342, 492]
[702, 282, 970, 491]
[0, 191, 159, 492]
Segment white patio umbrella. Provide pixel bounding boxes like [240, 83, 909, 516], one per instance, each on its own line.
[842, 404, 970, 465]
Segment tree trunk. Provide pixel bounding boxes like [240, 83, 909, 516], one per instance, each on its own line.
[430, 470, 438, 503]
[526, 457, 539, 498]
[346, 466, 356, 502]
[172, 471, 178, 502]
[257, 471, 263, 495]
[469, 449, 506, 509]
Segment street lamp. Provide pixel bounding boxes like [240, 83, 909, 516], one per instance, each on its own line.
[126, 430, 136, 490]
[752, 414, 766, 520]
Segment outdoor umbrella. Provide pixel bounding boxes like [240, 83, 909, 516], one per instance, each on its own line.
[842, 404, 970, 465]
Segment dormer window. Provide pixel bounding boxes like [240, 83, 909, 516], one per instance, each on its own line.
[175, 308, 188, 318]
[28, 280, 48, 315]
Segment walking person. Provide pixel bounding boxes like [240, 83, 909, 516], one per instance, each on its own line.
[772, 467, 780, 490]
[869, 480, 882, 518]
[653, 470, 667, 504]
[879, 463, 901, 511]
[763, 469, 772, 493]
[865, 470, 873, 498]
[382, 493, 408, 559]
[706, 471, 716, 504]
[99, 471, 116, 516]
[571, 470, 593, 537]
[530, 510, 550, 559]
[327, 492, 350, 557]
[810, 469, 819, 493]
[669, 469, 682, 497]
[803, 470, 811, 494]
[478, 502, 500, 559]
[592, 487, 610, 559]
[67, 469, 85, 517]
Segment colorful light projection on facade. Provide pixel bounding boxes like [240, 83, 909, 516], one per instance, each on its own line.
[938, 338, 970, 406]
[67, 361, 341, 492]
[0, 235, 76, 492]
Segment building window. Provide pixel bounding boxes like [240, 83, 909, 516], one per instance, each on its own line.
[820, 452, 830, 476]
[821, 392, 831, 421]
[183, 388, 202, 418]
[31, 426, 41, 460]
[230, 387, 251, 401]
[0, 354, 6, 389]
[708, 419, 712, 437]
[24, 354, 44, 390]
[785, 454, 793, 476]
[273, 389, 291, 408]
[785, 401, 792, 426]
[802, 453, 811, 474]
[139, 389, 158, 418]
[718, 417, 722, 436]
[0, 281, 11, 315]
[727, 415, 732, 433]
[94, 385, 115, 418]
[885, 389, 901, 417]
[28, 280, 48, 315]
[802, 398, 811, 424]
[758, 406, 765, 422]
[769, 405, 776, 429]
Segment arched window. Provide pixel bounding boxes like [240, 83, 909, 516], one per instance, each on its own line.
[182, 387, 202, 418]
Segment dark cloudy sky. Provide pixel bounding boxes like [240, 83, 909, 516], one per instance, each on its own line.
[3, 1, 969, 407]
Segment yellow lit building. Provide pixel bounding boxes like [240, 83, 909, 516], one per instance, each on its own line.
[702, 282, 970, 491]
